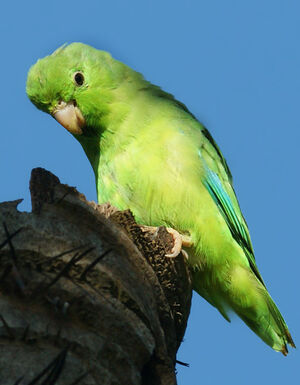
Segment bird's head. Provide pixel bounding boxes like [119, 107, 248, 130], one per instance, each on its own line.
[26, 43, 128, 136]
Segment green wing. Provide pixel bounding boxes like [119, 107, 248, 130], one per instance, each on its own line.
[199, 126, 265, 287]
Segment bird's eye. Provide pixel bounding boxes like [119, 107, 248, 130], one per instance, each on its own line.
[73, 71, 85, 86]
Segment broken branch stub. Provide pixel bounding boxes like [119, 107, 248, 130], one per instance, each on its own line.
[0, 167, 192, 385]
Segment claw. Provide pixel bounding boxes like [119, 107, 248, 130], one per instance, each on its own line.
[141, 225, 193, 258]
[165, 228, 193, 258]
[181, 249, 189, 260]
[165, 228, 183, 258]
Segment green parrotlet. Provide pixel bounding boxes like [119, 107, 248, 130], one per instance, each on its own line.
[26, 42, 295, 354]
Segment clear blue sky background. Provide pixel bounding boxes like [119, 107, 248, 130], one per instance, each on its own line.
[1, 1, 299, 384]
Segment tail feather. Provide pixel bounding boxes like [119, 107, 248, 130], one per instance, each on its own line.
[265, 293, 296, 350]
[193, 265, 295, 354]
[226, 267, 295, 354]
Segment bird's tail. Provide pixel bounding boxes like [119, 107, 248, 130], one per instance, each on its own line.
[224, 265, 295, 355]
[193, 266, 295, 354]
[233, 289, 295, 355]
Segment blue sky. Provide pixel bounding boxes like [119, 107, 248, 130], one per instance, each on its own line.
[1, 1, 299, 383]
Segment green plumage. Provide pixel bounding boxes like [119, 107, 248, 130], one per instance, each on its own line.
[26, 43, 295, 354]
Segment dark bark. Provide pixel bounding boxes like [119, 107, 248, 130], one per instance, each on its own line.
[0, 168, 192, 385]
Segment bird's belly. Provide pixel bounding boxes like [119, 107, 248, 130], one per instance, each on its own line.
[98, 169, 244, 271]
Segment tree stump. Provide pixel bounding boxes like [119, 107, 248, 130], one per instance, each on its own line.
[0, 168, 192, 385]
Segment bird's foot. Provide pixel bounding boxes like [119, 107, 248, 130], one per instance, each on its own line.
[165, 228, 192, 258]
[140, 226, 193, 258]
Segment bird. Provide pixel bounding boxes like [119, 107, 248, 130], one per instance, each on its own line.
[26, 42, 295, 354]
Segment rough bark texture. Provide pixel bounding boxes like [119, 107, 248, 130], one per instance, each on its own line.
[0, 168, 192, 385]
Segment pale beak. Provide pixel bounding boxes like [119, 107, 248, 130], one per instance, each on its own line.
[52, 101, 85, 135]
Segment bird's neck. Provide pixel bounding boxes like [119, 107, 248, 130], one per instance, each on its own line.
[76, 78, 151, 176]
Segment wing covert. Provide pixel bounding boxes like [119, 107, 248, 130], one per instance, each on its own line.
[198, 127, 265, 286]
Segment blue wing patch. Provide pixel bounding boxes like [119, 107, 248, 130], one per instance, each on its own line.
[201, 159, 265, 286]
